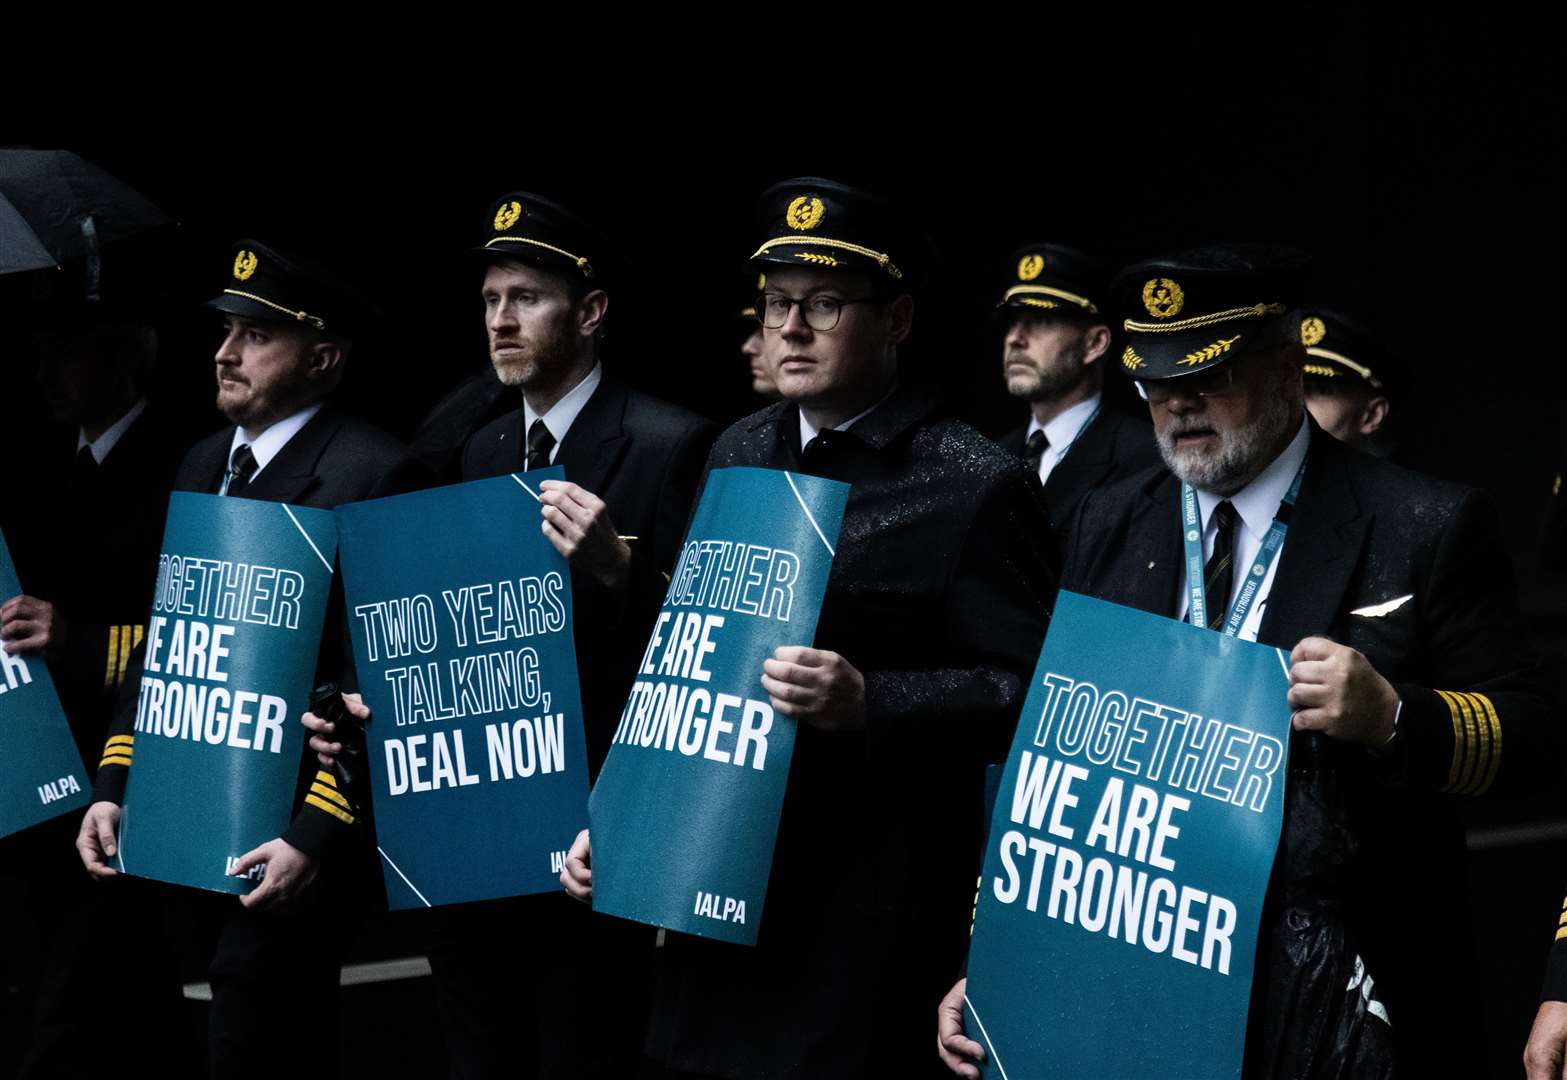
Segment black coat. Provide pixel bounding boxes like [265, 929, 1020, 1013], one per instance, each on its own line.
[647, 383, 1057, 1080]
[1062, 422, 1565, 1077]
[93, 405, 431, 859]
[7, 405, 186, 763]
[999, 404, 1159, 530]
[461, 373, 716, 776]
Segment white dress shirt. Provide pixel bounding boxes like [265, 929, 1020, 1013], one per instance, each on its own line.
[798, 383, 898, 448]
[523, 363, 603, 463]
[221, 402, 323, 493]
[1024, 393, 1101, 485]
[77, 397, 148, 464]
[1177, 416, 1310, 642]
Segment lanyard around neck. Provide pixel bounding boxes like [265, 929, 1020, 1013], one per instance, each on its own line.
[1181, 456, 1306, 636]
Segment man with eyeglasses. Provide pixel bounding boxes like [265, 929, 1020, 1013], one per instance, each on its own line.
[562, 177, 1056, 1079]
[937, 245, 1562, 1077]
[994, 242, 1157, 529]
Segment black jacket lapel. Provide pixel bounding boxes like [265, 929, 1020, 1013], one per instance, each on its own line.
[240, 407, 342, 505]
[1118, 471, 1185, 616]
[1042, 410, 1118, 517]
[554, 376, 630, 494]
[1257, 426, 1370, 649]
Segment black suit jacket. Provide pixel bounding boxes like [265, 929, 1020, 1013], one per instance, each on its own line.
[93, 405, 430, 858]
[1000, 403, 1159, 529]
[648, 383, 1057, 1079]
[1062, 422, 1564, 1076]
[8, 405, 187, 762]
[461, 373, 715, 776]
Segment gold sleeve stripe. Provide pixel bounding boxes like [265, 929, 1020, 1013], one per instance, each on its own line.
[1437, 690, 1470, 793]
[308, 783, 350, 810]
[132, 623, 145, 649]
[314, 770, 338, 789]
[106, 735, 135, 749]
[1557, 924, 1567, 942]
[115, 626, 133, 685]
[99, 755, 133, 769]
[1560, 894, 1567, 911]
[1557, 908, 1567, 926]
[1464, 692, 1503, 795]
[1454, 691, 1487, 795]
[104, 627, 120, 691]
[304, 794, 354, 825]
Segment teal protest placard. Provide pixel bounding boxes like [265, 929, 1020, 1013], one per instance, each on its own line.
[335, 468, 590, 910]
[117, 493, 337, 895]
[589, 466, 848, 945]
[0, 529, 90, 838]
[964, 590, 1292, 1079]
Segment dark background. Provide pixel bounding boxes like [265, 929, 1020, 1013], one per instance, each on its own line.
[4, 8, 1565, 1076]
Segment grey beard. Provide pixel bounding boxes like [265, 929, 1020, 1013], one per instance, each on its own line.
[1158, 389, 1297, 495]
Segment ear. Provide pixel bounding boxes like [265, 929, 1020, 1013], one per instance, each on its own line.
[1080, 323, 1112, 367]
[1359, 395, 1390, 436]
[886, 294, 915, 345]
[305, 339, 344, 382]
[576, 289, 609, 338]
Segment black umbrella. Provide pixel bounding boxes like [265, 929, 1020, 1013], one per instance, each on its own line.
[0, 149, 171, 286]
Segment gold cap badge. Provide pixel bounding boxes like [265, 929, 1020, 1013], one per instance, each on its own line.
[233, 250, 258, 282]
[1301, 316, 1326, 347]
[494, 201, 523, 231]
[786, 196, 826, 231]
[1017, 254, 1044, 281]
[1141, 278, 1184, 319]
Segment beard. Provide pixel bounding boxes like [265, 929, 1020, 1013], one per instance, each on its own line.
[1004, 339, 1087, 403]
[489, 316, 577, 388]
[1157, 383, 1298, 495]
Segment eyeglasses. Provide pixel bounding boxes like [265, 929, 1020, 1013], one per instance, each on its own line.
[1135, 365, 1240, 404]
[757, 291, 884, 332]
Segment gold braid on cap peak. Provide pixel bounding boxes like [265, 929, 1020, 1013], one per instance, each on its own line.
[222, 290, 326, 330]
[1002, 284, 1099, 313]
[751, 236, 902, 280]
[1307, 346, 1382, 387]
[1125, 302, 1285, 334]
[485, 236, 595, 278]
[1304, 363, 1339, 378]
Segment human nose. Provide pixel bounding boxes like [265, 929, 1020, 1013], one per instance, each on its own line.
[214, 328, 240, 365]
[487, 299, 517, 334]
[778, 299, 812, 340]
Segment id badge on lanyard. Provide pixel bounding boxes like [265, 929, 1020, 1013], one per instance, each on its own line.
[1182, 458, 1306, 636]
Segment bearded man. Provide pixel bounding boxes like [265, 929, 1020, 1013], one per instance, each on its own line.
[995, 242, 1156, 529]
[939, 245, 1563, 1078]
[309, 191, 714, 1080]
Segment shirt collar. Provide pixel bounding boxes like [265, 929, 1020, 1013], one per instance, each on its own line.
[523, 362, 602, 449]
[1195, 414, 1311, 543]
[1025, 393, 1101, 453]
[231, 402, 324, 476]
[77, 397, 148, 464]
[799, 381, 899, 448]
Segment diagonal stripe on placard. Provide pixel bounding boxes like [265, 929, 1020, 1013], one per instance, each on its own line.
[281, 505, 333, 572]
[509, 474, 542, 502]
[784, 472, 835, 556]
[377, 846, 432, 908]
[963, 994, 1010, 1080]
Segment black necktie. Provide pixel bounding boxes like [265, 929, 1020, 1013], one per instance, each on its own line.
[226, 444, 258, 497]
[1024, 429, 1049, 473]
[75, 443, 98, 473]
[1205, 500, 1239, 630]
[527, 419, 556, 472]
